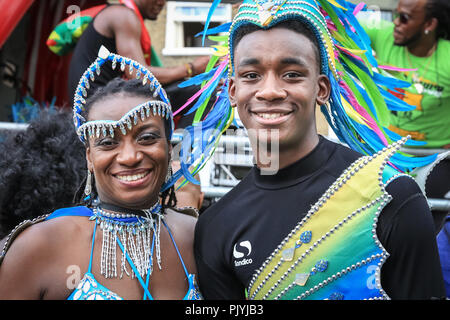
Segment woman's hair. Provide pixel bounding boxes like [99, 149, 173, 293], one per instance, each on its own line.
[0, 108, 86, 238]
[75, 77, 177, 210]
[425, 0, 450, 41]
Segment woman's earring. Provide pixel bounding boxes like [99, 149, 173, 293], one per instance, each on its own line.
[165, 159, 173, 183]
[425, 29, 429, 35]
[84, 170, 92, 196]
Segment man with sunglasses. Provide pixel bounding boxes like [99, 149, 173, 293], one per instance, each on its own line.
[361, 0, 450, 235]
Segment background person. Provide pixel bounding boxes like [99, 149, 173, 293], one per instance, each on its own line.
[0, 108, 86, 239]
[360, 0, 450, 232]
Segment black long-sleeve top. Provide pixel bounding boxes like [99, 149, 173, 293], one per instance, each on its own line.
[194, 136, 446, 300]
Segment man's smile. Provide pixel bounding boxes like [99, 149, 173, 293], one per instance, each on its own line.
[250, 108, 294, 125]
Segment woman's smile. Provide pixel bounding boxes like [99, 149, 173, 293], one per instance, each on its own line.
[113, 169, 152, 186]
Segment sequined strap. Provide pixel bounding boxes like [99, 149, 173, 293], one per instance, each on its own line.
[0, 214, 49, 265]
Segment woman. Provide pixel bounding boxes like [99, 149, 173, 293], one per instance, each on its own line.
[0, 48, 202, 300]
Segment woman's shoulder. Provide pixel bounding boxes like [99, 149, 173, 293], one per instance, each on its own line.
[0, 207, 93, 299]
[1, 207, 92, 265]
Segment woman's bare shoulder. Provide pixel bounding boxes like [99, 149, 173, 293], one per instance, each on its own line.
[0, 215, 91, 299]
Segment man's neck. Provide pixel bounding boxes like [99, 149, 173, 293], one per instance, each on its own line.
[407, 36, 438, 57]
[256, 134, 320, 173]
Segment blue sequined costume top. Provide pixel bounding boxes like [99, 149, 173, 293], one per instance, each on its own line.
[45, 206, 202, 300]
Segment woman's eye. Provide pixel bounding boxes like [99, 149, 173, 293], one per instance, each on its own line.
[139, 132, 160, 143]
[95, 138, 117, 148]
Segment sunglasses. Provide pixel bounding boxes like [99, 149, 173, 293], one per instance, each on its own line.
[393, 11, 411, 24]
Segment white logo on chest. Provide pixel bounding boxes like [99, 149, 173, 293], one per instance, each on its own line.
[233, 240, 253, 266]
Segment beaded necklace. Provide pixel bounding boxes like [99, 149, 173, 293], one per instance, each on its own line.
[89, 201, 164, 279]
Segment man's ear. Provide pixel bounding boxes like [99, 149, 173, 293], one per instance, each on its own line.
[228, 76, 237, 108]
[425, 17, 438, 33]
[316, 74, 331, 106]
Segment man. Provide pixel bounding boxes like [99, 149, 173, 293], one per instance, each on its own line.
[361, 0, 450, 232]
[67, 0, 210, 127]
[194, 0, 445, 300]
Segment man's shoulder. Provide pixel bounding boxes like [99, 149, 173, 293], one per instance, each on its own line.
[322, 137, 364, 175]
[384, 173, 423, 200]
[437, 38, 450, 56]
[95, 4, 140, 32]
[197, 170, 255, 226]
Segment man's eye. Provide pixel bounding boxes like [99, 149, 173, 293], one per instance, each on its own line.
[242, 72, 259, 80]
[284, 72, 302, 79]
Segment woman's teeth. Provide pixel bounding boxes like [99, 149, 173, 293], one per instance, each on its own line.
[116, 172, 148, 182]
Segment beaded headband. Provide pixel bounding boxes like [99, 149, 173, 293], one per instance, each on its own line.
[178, 0, 437, 173]
[72, 46, 173, 143]
[228, 0, 338, 78]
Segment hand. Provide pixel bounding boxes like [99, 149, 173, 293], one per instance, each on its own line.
[191, 56, 211, 75]
[172, 160, 204, 209]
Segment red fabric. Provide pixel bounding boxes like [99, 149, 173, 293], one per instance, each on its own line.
[61, 4, 106, 23]
[0, 0, 34, 48]
[9, 0, 151, 109]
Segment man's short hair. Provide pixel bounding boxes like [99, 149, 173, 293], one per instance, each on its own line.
[231, 19, 321, 71]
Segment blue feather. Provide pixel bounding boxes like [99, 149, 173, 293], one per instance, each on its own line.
[202, 0, 223, 46]
[195, 22, 232, 37]
[178, 66, 219, 87]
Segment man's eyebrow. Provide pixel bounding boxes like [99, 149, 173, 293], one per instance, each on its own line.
[237, 57, 310, 68]
[237, 57, 260, 68]
[280, 57, 308, 67]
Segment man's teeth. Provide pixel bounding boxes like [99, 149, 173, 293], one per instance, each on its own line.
[116, 172, 148, 182]
[257, 113, 284, 119]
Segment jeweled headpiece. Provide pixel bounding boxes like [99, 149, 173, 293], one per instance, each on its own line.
[72, 46, 173, 144]
[73, 46, 177, 191]
[178, 0, 437, 174]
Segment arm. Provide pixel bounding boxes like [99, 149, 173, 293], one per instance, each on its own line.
[378, 176, 446, 299]
[0, 224, 50, 299]
[358, 17, 394, 51]
[108, 7, 209, 84]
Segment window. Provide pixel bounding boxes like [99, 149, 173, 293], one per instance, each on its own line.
[163, 1, 232, 56]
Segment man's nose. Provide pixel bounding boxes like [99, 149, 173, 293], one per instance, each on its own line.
[254, 73, 287, 101]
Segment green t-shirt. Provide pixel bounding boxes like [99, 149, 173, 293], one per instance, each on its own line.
[361, 19, 450, 148]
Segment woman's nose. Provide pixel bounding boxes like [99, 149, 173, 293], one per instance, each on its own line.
[116, 142, 143, 166]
